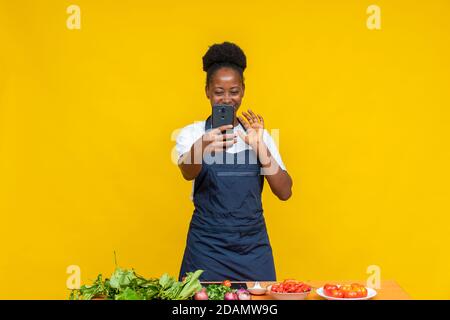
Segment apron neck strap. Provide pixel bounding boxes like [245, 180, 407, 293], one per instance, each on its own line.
[205, 116, 212, 132]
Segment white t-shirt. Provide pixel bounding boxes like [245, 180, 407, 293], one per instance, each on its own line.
[176, 120, 287, 200]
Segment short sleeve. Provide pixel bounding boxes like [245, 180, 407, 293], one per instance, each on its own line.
[175, 122, 205, 160]
[262, 130, 287, 171]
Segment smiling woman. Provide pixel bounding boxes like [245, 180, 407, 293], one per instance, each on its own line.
[176, 42, 293, 282]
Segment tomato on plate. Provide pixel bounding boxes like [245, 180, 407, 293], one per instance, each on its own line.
[352, 286, 368, 298]
[330, 289, 344, 298]
[339, 284, 353, 293]
[323, 284, 338, 296]
[322, 283, 370, 299]
[359, 287, 368, 297]
[344, 290, 360, 298]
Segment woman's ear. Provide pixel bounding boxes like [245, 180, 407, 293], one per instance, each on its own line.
[205, 85, 210, 99]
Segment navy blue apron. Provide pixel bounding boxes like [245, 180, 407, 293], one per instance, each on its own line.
[179, 116, 276, 281]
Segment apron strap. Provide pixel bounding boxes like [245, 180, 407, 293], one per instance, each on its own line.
[205, 116, 212, 131]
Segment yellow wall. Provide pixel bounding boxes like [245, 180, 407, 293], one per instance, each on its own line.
[1, 0, 449, 299]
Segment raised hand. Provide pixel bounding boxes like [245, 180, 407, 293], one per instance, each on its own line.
[237, 109, 265, 150]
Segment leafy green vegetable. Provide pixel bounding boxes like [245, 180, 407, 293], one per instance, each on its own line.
[156, 270, 203, 300]
[177, 270, 203, 300]
[69, 261, 203, 300]
[109, 268, 137, 290]
[115, 287, 144, 300]
[206, 284, 232, 300]
[159, 280, 183, 300]
[69, 274, 110, 300]
[158, 273, 176, 290]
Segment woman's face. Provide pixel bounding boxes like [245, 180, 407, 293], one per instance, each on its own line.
[205, 67, 245, 112]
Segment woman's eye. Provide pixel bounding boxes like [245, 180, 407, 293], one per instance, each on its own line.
[231, 91, 239, 95]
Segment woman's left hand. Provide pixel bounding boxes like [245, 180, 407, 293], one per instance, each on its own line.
[237, 109, 265, 150]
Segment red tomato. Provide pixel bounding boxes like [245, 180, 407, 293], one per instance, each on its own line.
[345, 290, 360, 298]
[360, 287, 368, 297]
[323, 283, 368, 299]
[354, 286, 368, 297]
[337, 285, 352, 298]
[222, 280, 231, 287]
[323, 284, 338, 296]
[300, 284, 311, 292]
[330, 289, 344, 298]
[340, 284, 352, 292]
[347, 283, 368, 298]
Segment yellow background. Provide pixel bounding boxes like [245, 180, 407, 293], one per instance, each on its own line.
[1, 0, 449, 299]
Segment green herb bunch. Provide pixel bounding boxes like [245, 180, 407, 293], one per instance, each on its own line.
[69, 254, 203, 300]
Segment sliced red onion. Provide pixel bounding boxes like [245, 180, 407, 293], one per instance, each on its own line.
[194, 288, 208, 300]
[236, 288, 251, 300]
[224, 292, 238, 300]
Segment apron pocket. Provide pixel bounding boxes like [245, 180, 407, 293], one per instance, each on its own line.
[212, 170, 260, 213]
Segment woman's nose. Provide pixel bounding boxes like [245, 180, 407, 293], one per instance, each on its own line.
[222, 93, 232, 104]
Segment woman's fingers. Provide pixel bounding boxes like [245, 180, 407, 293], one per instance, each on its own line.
[248, 109, 259, 123]
[243, 109, 263, 126]
[223, 139, 237, 147]
[257, 114, 264, 127]
[212, 124, 233, 134]
[242, 111, 254, 124]
[218, 133, 237, 141]
[211, 139, 236, 150]
[208, 126, 234, 140]
[237, 116, 250, 130]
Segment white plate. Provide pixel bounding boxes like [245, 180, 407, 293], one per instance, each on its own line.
[316, 287, 377, 300]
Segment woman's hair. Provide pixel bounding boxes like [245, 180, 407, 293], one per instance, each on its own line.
[202, 42, 247, 87]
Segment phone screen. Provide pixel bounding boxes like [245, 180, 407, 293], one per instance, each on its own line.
[212, 104, 235, 129]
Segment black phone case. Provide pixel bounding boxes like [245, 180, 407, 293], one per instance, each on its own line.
[212, 104, 235, 129]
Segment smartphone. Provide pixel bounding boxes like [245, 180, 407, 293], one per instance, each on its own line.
[212, 104, 235, 129]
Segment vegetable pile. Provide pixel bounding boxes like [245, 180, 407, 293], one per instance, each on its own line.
[194, 280, 251, 300]
[270, 280, 312, 293]
[323, 283, 368, 298]
[205, 284, 232, 300]
[69, 267, 203, 300]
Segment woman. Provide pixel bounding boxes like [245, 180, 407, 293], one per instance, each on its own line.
[176, 42, 293, 281]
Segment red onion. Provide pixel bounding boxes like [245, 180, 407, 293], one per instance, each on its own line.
[194, 288, 209, 300]
[224, 292, 238, 300]
[236, 288, 251, 300]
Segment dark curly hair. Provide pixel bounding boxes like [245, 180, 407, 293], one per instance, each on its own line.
[202, 42, 247, 87]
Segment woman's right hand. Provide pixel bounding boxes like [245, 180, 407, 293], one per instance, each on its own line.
[178, 124, 237, 180]
[202, 124, 237, 154]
